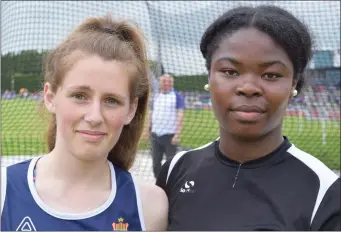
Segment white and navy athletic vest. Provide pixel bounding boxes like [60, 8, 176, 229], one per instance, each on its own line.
[1, 157, 145, 231]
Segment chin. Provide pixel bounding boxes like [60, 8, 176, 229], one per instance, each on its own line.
[71, 148, 108, 162]
[230, 126, 275, 141]
[223, 124, 266, 140]
[232, 132, 263, 141]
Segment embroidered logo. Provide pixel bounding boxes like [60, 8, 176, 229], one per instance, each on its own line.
[16, 216, 37, 231]
[180, 180, 195, 193]
[112, 217, 129, 231]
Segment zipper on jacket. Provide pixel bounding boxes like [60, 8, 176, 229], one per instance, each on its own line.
[232, 163, 242, 188]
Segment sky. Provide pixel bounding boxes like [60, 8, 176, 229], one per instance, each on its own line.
[1, 1, 340, 75]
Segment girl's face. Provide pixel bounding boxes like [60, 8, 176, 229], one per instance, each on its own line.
[209, 28, 295, 139]
[44, 53, 137, 161]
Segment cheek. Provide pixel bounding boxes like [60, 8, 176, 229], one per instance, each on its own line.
[210, 76, 233, 109]
[56, 110, 79, 138]
[265, 86, 291, 113]
[106, 109, 130, 129]
[55, 100, 82, 135]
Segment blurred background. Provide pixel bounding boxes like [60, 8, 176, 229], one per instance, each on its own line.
[1, 1, 340, 182]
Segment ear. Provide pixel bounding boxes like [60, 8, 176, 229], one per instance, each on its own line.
[292, 79, 297, 89]
[124, 97, 138, 125]
[44, 82, 56, 114]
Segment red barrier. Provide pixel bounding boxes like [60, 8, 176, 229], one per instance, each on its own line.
[285, 110, 340, 120]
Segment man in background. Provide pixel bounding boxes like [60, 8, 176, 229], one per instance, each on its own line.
[148, 74, 185, 178]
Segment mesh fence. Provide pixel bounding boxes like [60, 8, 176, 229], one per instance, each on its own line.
[1, 1, 340, 182]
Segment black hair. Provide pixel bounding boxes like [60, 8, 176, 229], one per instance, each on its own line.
[200, 5, 313, 94]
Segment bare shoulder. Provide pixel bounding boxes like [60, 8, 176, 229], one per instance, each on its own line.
[139, 182, 168, 205]
[137, 179, 169, 231]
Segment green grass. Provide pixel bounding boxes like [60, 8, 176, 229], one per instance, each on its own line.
[1, 99, 48, 155]
[2, 99, 340, 169]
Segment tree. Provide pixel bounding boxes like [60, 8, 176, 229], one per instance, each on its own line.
[1, 50, 48, 92]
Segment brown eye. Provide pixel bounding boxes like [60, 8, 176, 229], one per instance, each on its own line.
[224, 70, 239, 76]
[262, 73, 282, 80]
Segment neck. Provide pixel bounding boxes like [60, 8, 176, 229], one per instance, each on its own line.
[38, 147, 110, 187]
[219, 126, 284, 163]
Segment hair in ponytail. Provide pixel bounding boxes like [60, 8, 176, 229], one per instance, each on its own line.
[43, 14, 150, 170]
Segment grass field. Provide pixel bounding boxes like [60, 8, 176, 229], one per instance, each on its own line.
[2, 99, 340, 169]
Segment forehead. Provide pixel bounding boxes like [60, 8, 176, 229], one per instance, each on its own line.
[61, 55, 131, 96]
[160, 76, 172, 82]
[212, 28, 292, 67]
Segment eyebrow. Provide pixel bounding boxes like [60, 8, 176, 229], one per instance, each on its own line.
[216, 56, 288, 68]
[68, 85, 126, 101]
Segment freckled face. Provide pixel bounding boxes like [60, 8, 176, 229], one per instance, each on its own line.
[44, 54, 137, 161]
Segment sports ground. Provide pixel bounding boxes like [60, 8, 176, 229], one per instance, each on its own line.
[2, 99, 340, 175]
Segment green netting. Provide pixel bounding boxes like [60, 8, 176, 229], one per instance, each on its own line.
[1, 1, 340, 181]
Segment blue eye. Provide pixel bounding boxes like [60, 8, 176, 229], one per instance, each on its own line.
[71, 93, 86, 100]
[105, 98, 118, 105]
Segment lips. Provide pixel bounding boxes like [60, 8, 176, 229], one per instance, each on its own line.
[76, 130, 107, 142]
[229, 105, 265, 122]
[230, 105, 265, 113]
[76, 130, 106, 135]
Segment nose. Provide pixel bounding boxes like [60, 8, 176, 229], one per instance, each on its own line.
[84, 101, 104, 126]
[236, 75, 263, 97]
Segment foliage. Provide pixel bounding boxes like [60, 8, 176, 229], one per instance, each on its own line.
[1, 50, 48, 92]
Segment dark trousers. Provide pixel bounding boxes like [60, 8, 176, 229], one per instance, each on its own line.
[151, 133, 177, 178]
